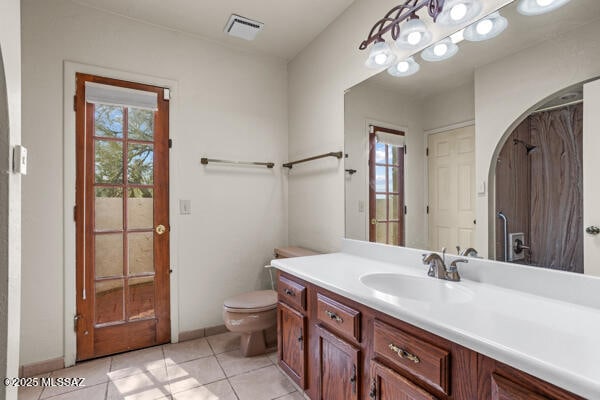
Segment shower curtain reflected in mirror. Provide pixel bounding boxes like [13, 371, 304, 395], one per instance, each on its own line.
[496, 104, 583, 273]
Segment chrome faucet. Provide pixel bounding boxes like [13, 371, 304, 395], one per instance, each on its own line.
[456, 246, 480, 258]
[422, 248, 468, 282]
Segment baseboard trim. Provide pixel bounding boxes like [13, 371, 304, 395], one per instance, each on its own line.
[21, 324, 231, 376]
[20, 357, 65, 378]
[179, 324, 228, 342]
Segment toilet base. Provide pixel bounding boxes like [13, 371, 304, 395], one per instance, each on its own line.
[240, 330, 267, 357]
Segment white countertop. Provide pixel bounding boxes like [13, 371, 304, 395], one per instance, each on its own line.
[271, 239, 600, 399]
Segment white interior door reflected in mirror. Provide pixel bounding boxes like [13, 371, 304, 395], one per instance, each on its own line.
[583, 79, 600, 277]
[427, 125, 476, 252]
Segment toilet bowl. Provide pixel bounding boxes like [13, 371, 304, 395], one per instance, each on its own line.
[222, 289, 277, 357]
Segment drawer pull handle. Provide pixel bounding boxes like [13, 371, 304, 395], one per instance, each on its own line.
[284, 288, 295, 297]
[350, 365, 357, 394]
[369, 378, 377, 399]
[388, 343, 420, 364]
[325, 310, 343, 323]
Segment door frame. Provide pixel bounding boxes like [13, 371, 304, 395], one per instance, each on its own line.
[63, 61, 180, 367]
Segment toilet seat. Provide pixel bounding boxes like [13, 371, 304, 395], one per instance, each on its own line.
[223, 290, 277, 313]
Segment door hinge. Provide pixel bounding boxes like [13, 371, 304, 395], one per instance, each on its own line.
[73, 205, 77, 222]
[404, 205, 407, 215]
[404, 145, 407, 155]
[426, 147, 429, 156]
[73, 95, 77, 111]
[168, 139, 173, 149]
[426, 205, 430, 214]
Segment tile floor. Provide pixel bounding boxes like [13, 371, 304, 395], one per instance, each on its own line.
[19, 332, 306, 400]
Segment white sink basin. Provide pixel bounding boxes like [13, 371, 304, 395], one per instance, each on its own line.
[360, 273, 474, 304]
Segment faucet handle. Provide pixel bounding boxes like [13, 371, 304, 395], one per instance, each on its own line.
[456, 245, 461, 255]
[441, 247, 447, 264]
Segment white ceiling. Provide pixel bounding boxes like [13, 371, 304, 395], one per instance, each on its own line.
[362, 0, 600, 99]
[71, 0, 355, 60]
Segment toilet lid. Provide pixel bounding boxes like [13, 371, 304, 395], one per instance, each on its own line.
[223, 290, 277, 313]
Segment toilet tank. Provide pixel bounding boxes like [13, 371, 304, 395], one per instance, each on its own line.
[274, 246, 320, 259]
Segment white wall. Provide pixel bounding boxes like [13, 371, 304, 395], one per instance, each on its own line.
[21, 0, 288, 366]
[288, 0, 510, 253]
[423, 81, 475, 132]
[344, 82, 425, 248]
[0, 0, 21, 397]
[474, 20, 600, 258]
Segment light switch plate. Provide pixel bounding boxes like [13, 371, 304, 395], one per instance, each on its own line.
[13, 145, 28, 175]
[179, 199, 191, 215]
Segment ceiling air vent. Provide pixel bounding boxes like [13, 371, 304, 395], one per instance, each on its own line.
[224, 14, 264, 41]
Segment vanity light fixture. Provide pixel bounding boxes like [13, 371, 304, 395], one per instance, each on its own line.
[421, 38, 459, 62]
[387, 56, 420, 77]
[517, 0, 571, 16]
[396, 15, 433, 49]
[365, 40, 397, 68]
[437, 0, 482, 26]
[464, 11, 508, 41]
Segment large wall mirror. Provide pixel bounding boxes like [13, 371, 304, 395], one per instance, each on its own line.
[344, 0, 600, 276]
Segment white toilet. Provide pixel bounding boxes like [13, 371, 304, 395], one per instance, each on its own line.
[222, 247, 319, 357]
[222, 289, 277, 357]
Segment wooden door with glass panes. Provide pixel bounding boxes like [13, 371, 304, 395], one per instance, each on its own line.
[369, 127, 405, 246]
[75, 73, 170, 360]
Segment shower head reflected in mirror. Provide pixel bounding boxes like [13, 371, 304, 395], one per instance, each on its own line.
[513, 138, 537, 154]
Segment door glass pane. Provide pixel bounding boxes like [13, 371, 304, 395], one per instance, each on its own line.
[95, 234, 123, 278]
[376, 194, 386, 220]
[128, 144, 154, 184]
[128, 276, 155, 320]
[95, 279, 124, 324]
[376, 222, 387, 244]
[95, 140, 123, 184]
[375, 142, 386, 163]
[128, 232, 154, 275]
[128, 188, 153, 229]
[389, 222, 399, 245]
[389, 195, 399, 220]
[128, 107, 154, 141]
[388, 145, 400, 165]
[375, 166, 386, 192]
[388, 167, 400, 193]
[95, 187, 123, 231]
[95, 105, 123, 138]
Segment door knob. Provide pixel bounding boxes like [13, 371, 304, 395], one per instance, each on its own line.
[155, 224, 167, 235]
[370, 219, 377, 225]
[586, 226, 600, 235]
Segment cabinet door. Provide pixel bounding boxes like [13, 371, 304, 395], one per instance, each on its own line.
[278, 301, 307, 388]
[369, 361, 437, 400]
[316, 325, 360, 400]
[491, 374, 548, 400]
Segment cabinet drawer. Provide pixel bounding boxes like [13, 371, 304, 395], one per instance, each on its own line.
[278, 275, 306, 311]
[316, 293, 361, 342]
[373, 319, 450, 395]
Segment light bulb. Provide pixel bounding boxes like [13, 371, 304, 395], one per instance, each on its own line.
[476, 19, 493, 35]
[374, 53, 388, 65]
[407, 31, 423, 46]
[450, 3, 468, 21]
[397, 61, 410, 73]
[433, 43, 448, 56]
[536, 0, 554, 6]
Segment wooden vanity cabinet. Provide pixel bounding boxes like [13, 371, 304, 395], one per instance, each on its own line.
[277, 271, 582, 400]
[369, 361, 438, 400]
[277, 273, 308, 389]
[316, 325, 360, 400]
[478, 356, 585, 400]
